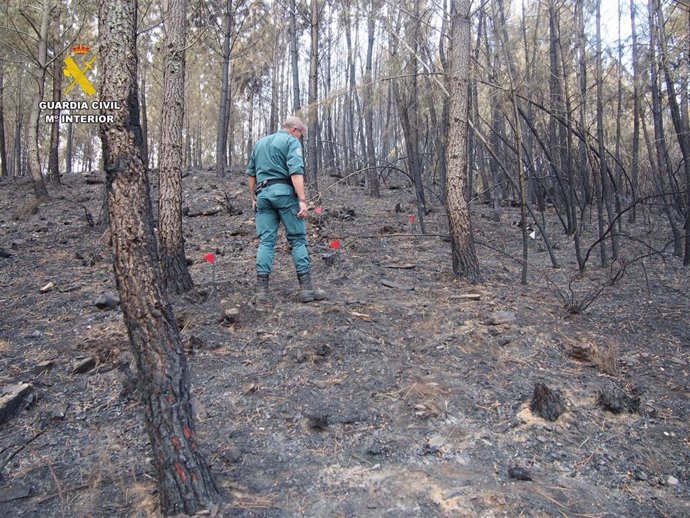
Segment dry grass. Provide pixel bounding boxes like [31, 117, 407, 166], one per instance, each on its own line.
[12, 198, 40, 220]
[591, 343, 621, 377]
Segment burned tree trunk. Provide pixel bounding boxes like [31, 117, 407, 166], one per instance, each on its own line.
[98, 0, 223, 514]
[47, 52, 61, 185]
[0, 63, 7, 177]
[446, 0, 481, 283]
[27, 0, 50, 199]
[158, 0, 193, 294]
[215, 0, 233, 174]
[306, 0, 320, 193]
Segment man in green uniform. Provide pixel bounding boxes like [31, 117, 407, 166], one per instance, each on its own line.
[246, 116, 326, 303]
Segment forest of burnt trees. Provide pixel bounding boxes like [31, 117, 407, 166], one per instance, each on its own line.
[0, 0, 689, 515]
[1, 0, 689, 269]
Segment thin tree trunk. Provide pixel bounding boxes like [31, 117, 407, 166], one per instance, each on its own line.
[306, 0, 319, 193]
[289, 0, 300, 112]
[269, 34, 280, 132]
[438, 0, 451, 203]
[0, 62, 8, 177]
[140, 59, 149, 168]
[48, 54, 61, 184]
[215, 0, 232, 174]
[595, 0, 610, 266]
[395, 0, 427, 231]
[648, 0, 683, 256]
[446, 0, 481, 283]
[159, 0, 193, 294]
[497, 0, 530, 282]
[576, 2, 592, 214]
[13, 99, 22, 177]
[629, 0, 640, 223]
[28, 0, 50, 199]
[98, 0, 223, 513]
[66, 120, 73, 174]
[655, 0, 690, 265]
[364, 0, 379, 197]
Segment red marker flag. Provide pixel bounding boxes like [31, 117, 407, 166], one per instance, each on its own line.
[204, 253, 215, 264]
[315, 207, 323, 216]
[409, 215, 415, 224]
[329, 240, 340, 250]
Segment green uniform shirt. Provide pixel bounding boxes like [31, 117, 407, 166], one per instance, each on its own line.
[246, 129, 304, 182]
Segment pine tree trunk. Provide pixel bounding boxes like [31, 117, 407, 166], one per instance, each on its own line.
[446, 0, 481, 283]
[364, 0, 379, 197]
[648, 0, 683, 256]
[28, 0, 50, 199]
[215, 0, 233, 174]
[595, 0, 612, 266]
[48, 54, 61, 184]
[159, 0, 193, 294]
[66, 120, 73, 175]
[655, 0, 690, 265]
[140, 60, 149, 168]
[0, 62, 8, 177]
[289, 0, 300, 112]
[99, 0, 223, 514]
[629, 0, 640, 223]
[306, 0, 319, 193]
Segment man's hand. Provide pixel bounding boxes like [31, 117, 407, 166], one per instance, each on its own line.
[252, 199, 257, 213]
[297, 200, 309, 219]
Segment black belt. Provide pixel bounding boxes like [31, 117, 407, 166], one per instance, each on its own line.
[254, 178, 293, 195]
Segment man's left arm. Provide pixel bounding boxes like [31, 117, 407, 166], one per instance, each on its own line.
[247, 152, 257, 211]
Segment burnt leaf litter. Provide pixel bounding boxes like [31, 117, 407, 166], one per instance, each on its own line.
[0, 171, 688, 517]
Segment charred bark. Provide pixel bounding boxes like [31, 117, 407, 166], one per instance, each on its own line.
[98, 0, 223, 513]
[159, 0, 193, 294]
[446, 0, 481, 283]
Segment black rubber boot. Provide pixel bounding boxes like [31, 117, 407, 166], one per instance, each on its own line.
[256, 274, 269, 303]
[297, 272, 326, 303]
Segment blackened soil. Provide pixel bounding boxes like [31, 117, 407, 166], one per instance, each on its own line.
[0, 171, 688, 517]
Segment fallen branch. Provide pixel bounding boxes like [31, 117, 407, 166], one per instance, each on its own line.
[0, 426, 48, 472]
[184, 207, 223, 217]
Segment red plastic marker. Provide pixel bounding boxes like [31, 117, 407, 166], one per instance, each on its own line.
[329, 240, 340, 250]
[315, 207, 323, 216]
[204, 253, 215, 264]
[409, 215, 415, 224]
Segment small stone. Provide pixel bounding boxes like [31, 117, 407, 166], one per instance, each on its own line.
[633, 469, 648, 481]
[72, 356, 97, 374]
[95, 292, 120, 310]
[33, 360, 55, 375]
[51, 404, 69, 421]
[667, 476, 679, 486]
[306, 414, 328, 431]
[485, 311, 516, 325]
[187, 335, 204, 350]
[294, 349, 307, 363]
[222, 446, 242, 464]
[222, 306, 240, 324]
[566, 342, 594, 362]
[427, 435, 446, 452]
[0, 384, 36, 426]
[39, 282, 55, 293]
[508, 466, 532, 481]
[367, 442, 384, 456]
[621, 355, 638, 367]
[242, 382, 258, 395]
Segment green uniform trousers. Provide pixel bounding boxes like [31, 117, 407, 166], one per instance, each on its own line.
[255, 185, 310, 275]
